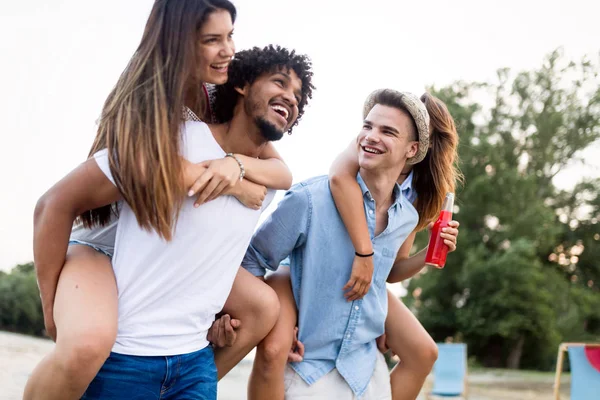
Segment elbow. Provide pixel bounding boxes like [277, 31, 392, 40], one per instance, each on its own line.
[274, 167, 293, 190]
[386, 274, 401, 284]
[34, 192, 51, 228]
[329, 172, 348, 194]
[281, 173, 293, 190]
[34, 189, 77, 230]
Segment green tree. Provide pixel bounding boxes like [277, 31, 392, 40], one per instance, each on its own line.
[0, 262, 45, 336]
[408, 49, 600, 370]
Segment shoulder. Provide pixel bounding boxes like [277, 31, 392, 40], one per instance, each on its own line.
[295, 175, 329, 192]
[288, 175, 328, 197]
[182, 120, 211, 135]
[278, 175, 330, 211]
[181, 120, 214, 145]
[91, 149, 115, 185]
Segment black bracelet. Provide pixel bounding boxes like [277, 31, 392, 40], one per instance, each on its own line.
[355, 251, 375, 258]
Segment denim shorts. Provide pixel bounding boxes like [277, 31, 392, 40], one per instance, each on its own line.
[82, 346, 217, 400]
[68, 239, 113, 259]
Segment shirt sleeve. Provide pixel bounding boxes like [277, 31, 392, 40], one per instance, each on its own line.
[242, 184, 311, 277]
[93, 149, 116, 186]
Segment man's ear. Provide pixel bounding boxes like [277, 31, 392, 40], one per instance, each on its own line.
[235, 83, 249, 96]
[406, 141, 418, 159]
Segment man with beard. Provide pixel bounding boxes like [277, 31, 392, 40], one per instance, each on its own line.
[31, 45, 314, 399]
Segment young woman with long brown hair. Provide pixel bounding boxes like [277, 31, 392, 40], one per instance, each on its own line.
[24, 1, 310, 399]
[247, 91, 462, 400]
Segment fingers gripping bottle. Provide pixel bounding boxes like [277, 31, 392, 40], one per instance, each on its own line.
[425, 193, 454, 268]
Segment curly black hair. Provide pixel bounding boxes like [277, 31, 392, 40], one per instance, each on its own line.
[214, 45, 314, 131]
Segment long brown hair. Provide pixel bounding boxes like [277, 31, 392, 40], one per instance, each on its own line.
[79, 0, 236, 240]
[412, 93, 463, 230]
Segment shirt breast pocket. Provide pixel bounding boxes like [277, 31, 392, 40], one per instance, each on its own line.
[373, 247, 396, 288]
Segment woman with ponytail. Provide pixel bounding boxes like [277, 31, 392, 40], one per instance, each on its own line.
[327, 91, 463, 400]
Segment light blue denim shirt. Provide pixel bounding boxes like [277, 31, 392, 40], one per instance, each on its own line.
[242, 173, 418, 397]
[399, 170, 416, 204]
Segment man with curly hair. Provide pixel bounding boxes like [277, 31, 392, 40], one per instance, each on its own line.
[35, 44, 314, 399]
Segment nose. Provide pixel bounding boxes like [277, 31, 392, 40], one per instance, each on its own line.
[220, 40, 235, 59]
[365, 131, 380, 143]
[282, 88, 298, 108]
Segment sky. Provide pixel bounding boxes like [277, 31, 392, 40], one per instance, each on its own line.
[1, 0, 600, 282]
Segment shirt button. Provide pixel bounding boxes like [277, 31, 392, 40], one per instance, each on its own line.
[368, 209, 374, 215]
[347, 334, 351, 339]
[355, 306, 359, 310]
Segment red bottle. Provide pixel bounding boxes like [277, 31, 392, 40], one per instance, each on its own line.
[425, 193, 454, 269]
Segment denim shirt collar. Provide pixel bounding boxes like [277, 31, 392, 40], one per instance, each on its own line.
[400, 170, 416, 204]
[356, 172, 404, 210]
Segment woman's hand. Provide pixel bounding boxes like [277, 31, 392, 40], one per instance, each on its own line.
[343, 255, 373, 301]
[43, 309, 57, 341]
[186, 157, 242, 207]
[429, 220, 460, 252]
[232, 180, 268, 210]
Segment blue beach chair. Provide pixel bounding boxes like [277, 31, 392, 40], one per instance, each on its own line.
[428, 343, 468, 398]
[553, 342, 600, 399]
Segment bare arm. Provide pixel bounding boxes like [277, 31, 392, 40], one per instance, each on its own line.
[34, 158, 121, 337]
[236, 142, 292, 190]
[329, 141, 372, 254]
[386, 231, 426, 283]
[387, 221, 461, 283]
[329, 141, 375, 300]
[186, 142, 292, 206]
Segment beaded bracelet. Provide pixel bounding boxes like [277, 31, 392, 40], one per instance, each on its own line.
[225, 153, 245, 181]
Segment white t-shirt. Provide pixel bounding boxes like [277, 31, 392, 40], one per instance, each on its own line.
[94, 121, 275, 356]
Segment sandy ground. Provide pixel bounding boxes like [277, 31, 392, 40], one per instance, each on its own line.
[1, 331, 570, 400]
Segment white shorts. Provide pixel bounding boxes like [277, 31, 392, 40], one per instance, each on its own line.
[284, 352, 392, 400]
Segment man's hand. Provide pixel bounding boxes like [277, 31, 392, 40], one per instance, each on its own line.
[43, 308, 57, 342]
[343, 255, 373, 301]
[207, 314, 241, 348]
[376, 333, 395, 356]
[287, 327, 305, 363]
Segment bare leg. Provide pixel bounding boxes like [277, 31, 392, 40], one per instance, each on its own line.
[214, 267, 280, 379]
[248, 267, 297, 400]
[385, 290, 438, 400]
[23, 246, 118, 400]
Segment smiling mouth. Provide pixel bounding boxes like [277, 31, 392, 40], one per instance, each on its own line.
[362, 145, 383, 155]
[270, 104, 289, 122]
[210, 62, 229, 72]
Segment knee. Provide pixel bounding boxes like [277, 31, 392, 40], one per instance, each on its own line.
[56, 331, 115, 379]
[255, 335, 291, 375]
[248, 287, 281, 336]
[417, 338, 438, 372]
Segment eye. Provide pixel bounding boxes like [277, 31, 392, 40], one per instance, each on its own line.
[274, 79, 284, 87]
[362, 124, 372, 130]
[204, 38, 217, 44]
